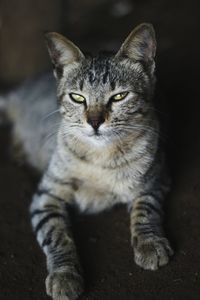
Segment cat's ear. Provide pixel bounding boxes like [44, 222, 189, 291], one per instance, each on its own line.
[116, 23, 156, 65]
[45, 32, 84, 79]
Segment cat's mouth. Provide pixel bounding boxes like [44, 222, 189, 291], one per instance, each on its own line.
[84, 125, 111, 142]
[86, 127, 108, 140]
[89, 130, 102, 137]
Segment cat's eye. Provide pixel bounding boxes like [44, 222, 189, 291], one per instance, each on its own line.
[111, 92, 129, 101]
[69, 93, 86, 103]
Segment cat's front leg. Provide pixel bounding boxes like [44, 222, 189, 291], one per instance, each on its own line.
[130, 191, 174, 270]
[30, 182, 83, 300]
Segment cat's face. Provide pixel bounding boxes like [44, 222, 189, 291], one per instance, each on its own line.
[45, 23, 156, 145]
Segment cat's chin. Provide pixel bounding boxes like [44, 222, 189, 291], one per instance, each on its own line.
[85, 132, 111, 147]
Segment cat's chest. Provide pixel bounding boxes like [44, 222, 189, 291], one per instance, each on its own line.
[68, 160, 141, 213]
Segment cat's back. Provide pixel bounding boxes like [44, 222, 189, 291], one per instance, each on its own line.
[7, 72, 60, 171]
[7, 72, 57, 121]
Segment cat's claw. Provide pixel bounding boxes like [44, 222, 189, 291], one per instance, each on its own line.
[46, 270, 84, 300]
[133, 236, 174, 270]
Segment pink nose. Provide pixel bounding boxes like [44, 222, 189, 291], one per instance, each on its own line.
[87, 115, 105, 131]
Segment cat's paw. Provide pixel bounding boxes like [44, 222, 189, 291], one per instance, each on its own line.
[46, 270, 84, 300]
[133, 236, 174, 270]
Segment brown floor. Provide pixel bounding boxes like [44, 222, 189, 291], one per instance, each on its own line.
[1, 1, 200, 299]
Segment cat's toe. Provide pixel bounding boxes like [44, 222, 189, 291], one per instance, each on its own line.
[133, 236, 174, 270]
[46, 270, 84, 300]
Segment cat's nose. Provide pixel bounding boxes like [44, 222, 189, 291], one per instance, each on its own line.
[87, 115, 105, 131]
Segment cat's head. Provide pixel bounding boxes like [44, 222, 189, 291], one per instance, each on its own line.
[45, 23, 157, 146]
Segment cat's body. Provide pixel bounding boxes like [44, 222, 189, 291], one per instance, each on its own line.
[1, 24, 173, 300]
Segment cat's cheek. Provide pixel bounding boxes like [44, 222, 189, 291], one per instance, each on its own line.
[60, 106, 66, 116]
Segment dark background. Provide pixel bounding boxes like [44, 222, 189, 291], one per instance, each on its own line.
[0, 0, 200, 299]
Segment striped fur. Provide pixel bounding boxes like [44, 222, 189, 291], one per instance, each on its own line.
[4, 24, 173, 299]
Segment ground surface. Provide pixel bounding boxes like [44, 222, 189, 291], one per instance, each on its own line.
[1, 1, 200, 299]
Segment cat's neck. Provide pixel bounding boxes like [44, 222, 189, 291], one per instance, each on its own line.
[57, 128, 158, 169]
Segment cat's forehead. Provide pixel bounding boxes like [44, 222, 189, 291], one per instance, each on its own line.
[82, 55, 117, 88]
[65, 55, 146, 94]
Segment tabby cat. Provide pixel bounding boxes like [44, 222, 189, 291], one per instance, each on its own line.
[0, 23, 173, 300]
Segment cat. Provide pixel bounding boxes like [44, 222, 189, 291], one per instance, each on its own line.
[0, 23, 173, 300]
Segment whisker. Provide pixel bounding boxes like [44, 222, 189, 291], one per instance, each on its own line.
[41, 109, 60, 122]
[40, 123, 61, 148]
[117, 126, 168, 142]
[147, 105, 168, 117]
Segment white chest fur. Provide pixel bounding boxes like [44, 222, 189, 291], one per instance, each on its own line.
[68, 158, 144, 213]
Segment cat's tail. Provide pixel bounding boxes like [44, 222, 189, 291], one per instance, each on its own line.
[0, 95, 6, 111]
[0, 94, 9, 125]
